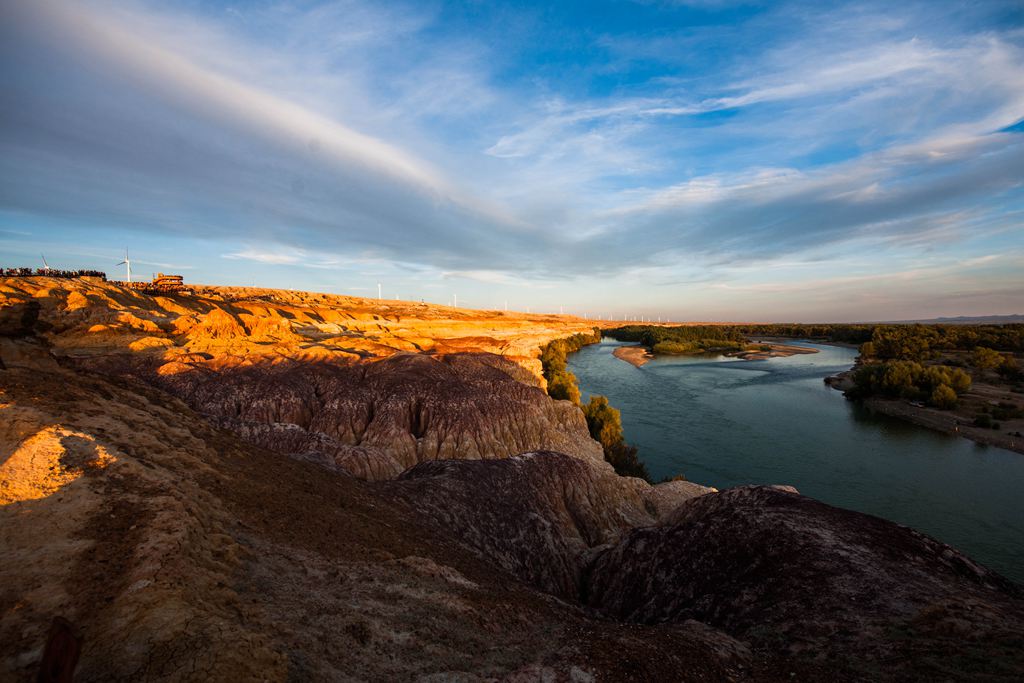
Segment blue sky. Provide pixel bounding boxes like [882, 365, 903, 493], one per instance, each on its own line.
[1, 0, 1022, 321]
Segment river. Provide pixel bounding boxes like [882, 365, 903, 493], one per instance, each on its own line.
[568, 338, 1024, 583]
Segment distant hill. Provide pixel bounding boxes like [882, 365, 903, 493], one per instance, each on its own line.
[875, 314, 1024, 325]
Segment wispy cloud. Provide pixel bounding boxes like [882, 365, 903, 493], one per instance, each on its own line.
[1, 0, 1022, 319]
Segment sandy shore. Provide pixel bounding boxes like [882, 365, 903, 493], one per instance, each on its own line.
[753, 336, 860, 350]
[728, 343, 820, 360]
[613, 341, 819, 366]
[613, 345, 653, 367]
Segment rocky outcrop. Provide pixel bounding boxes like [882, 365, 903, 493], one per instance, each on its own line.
[393, 452, 652, 597]
[0, 276, 606, 383]
[3, 277, 620, 480]
[393, 452, 720, 599]
[583, 485, 1024, 679]
[147, 352, 605, 479]
[1, 358, 757, 682]
[642, 479, 717, 518]
[5, 276, 1024, 681]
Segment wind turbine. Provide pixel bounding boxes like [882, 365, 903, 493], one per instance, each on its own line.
[377, 282, 382, 300]
[40, 254, 50, 271]
[116, 248, 132, 283]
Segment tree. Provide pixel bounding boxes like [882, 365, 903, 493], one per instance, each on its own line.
[972, 346, 1003, 370]
[583, 396, 624, 446]
[582, 396, 650, 480]
[548, 372, 581, 404]
[998, 355, 1022, 381]
[930, 384, 958, 409]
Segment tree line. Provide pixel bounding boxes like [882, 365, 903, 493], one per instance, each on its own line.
[606, 323, 876, 352]
[539, 331, 651, 481]
[859, 324, 1024, 359]
[606, 322, 1023, 411]
[607, 322, 1024, 355]
[847, 362, 972, 408]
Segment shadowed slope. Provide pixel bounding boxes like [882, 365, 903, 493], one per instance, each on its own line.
[584, 486, 1024, 679]
[0, 347, 755, 681]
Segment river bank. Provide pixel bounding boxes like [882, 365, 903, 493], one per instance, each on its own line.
[826, 369, 1024, 455]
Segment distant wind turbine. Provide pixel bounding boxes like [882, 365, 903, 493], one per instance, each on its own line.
[116, 248, 132, 283]
[40, 253, 50, 271]
[377, 282, 382, 300]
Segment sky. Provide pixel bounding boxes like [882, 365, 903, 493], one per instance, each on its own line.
[1, 0, 1022, 322]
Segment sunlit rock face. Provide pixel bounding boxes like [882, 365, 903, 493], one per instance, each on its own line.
[4, 277, 1024, 681]
[4, 277, 613, 479]
[0, 276, 604, 384]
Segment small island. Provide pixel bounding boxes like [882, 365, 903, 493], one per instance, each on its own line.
[727, 342, 820, 360]
[613, 345, 654, 366]
[608, 325, 821, 367]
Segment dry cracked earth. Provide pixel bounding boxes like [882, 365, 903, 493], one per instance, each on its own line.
[1, 277, 1023, 682]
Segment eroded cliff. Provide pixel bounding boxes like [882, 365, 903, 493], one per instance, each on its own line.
[3, 277, 1024, 681]
[2, 277, 615, 479]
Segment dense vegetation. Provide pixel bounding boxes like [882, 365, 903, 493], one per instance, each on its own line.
[538, 331, 600, 404]
[608, 322, 1024, 413]
[852, 327, 1022, 409]
[540, 331, 650, 480]
[609, 322, 1024, 356]
[859, 324, 1024, 360]
[847, 361, 972, 408]
[607, 323, 876, 350]
[581, 397, 650, 480]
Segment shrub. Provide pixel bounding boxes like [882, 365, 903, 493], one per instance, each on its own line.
[583, 395, 650, 481]
[547, 373, 580, 404]
[972, 346, 1003, 370]
[539, 333, 651, 482]
[998, 355, 1022, 381]
[652, 340, 700, 354]
[930, 384, 958, 409]
[852, 361, 971, 401]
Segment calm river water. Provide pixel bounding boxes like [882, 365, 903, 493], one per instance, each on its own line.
[569, 338, 1024, 583]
